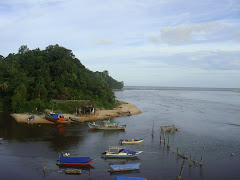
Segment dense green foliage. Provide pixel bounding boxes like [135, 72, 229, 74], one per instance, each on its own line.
[0, 45, 123, 113]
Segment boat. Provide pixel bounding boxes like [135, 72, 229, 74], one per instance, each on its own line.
[88, 120, 126, 130]
[45, 113, 67, 123]
[102, 146, 143, 158]
[58, 156, 94, 166]
[0, 138, 3, 141]
[119, 139, 144, 144]
[65, 168, 81, 174]
[116, 177, 147, 180]
[109, 163, 140, 172]
[27, 115, 35, 121]
[69, 117, 84, 123]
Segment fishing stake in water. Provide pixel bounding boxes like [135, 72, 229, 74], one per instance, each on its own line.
[200, 147, 205, 167]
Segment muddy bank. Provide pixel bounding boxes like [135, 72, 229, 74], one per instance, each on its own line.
[11, 101, 142, 124]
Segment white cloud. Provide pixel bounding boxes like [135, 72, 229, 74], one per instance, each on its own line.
[160, 22, 229, 44]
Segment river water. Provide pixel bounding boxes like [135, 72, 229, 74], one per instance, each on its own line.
[0, 87, 240, 180]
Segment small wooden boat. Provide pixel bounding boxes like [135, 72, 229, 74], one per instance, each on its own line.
[65, 168, 81, 174]
[109, 163, 140, 172]
[69, 117, 84, 123]
[116, 177, 147, 180]
[88, 120, 126, 130]
[45, 113, 67, 123]
[119, 139, 144, 144]
[102, 146, 143, 159]
[58, 157, 94, 166]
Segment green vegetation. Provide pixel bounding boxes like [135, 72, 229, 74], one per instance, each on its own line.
[0, 45, 124, 113]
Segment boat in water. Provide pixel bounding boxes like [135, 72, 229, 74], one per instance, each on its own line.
[109, 163, 141, 172]
[88, 120, 126, 130]
[58, 156, 94, 166]
[0, 138, 3, 141]
[45, 113, 67, 123]
[116, 177, 147, 180]
[119, 139, 144, 144]
[102, 146, 143, 158]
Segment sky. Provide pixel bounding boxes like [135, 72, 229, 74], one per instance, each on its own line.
[0, 0, 240, 88]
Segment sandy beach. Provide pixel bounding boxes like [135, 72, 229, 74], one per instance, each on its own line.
[11, 101, 142, 124]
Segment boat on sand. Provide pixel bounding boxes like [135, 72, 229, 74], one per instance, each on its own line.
[45, 113, 67, 123]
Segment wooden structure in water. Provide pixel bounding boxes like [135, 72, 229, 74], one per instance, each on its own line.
[161, 125, 180, 131]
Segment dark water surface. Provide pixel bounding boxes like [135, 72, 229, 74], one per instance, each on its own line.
[0, 87, 240, 180]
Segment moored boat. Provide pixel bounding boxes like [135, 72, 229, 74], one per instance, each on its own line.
[69, 117, 84, 123]
[45, 113, 67, 123]
[0, 138, 3, 141]
[119, 139, 144, 144]
[88, 120, 126, 130]
[58, 156, 94, 166]
[109, 163, 141, 172]
[102, 146, 143, 158]
[116, 176, 147, 180]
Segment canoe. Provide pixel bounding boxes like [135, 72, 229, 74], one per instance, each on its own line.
[110, 163, 140, 172]
[69, 117, 84, 123]
[119, 139, 144, 144]
[65, 168, 81, 174]
[88, 120, 126, 130]
[116, 177, 147, 180]
[58, 157, 94, 166]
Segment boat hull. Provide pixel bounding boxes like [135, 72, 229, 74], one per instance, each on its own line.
[59, 160, 94, 166]
[120, 139, 144, 144]
[88, 123, 125, 130]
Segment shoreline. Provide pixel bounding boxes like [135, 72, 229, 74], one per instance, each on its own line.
[11, 101, 142, 124]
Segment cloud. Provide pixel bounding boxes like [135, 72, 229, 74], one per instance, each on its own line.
[160, 22, 229, 44]
[95, 39, 114, 45]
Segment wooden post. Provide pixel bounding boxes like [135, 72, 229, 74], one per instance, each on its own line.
[43, 162, 45, 174]
[177, 147, 179, 156]
[189, 153, 192, 167]
[167, 135, 170, 149]
[200, 147, 205, 167]
[193, 156, 197, 165]
[152, 121, 154, 137]
[176, 159, 185, 180]
[160, 130, 162, 144]
[163, 130, 166, 145]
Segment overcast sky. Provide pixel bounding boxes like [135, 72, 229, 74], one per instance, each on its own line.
[1, 0, 240, 88]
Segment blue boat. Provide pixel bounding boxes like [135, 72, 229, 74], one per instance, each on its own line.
[110, 163, 140, 172]
[58, 156, 94, 166]
[116, 177, 147, 180]
[27, 115, 35, 121]
[0, 138, 3, 141]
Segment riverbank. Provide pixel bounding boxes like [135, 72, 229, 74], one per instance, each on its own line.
[11, 101, 142, 124]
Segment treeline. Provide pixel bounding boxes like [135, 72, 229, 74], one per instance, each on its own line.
[0, 45, 124, 113]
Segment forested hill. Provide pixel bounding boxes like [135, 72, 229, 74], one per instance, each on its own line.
[0, 44, 124, 113]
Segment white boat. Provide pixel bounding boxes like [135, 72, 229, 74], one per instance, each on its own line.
[119, 139, 144, 144]
[102, 146, 143, 158]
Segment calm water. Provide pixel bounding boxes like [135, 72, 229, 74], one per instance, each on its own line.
[0, 87, 240, 180]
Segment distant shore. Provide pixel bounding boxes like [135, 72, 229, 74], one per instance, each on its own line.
[11, 101, 142, 124]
